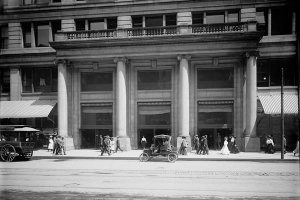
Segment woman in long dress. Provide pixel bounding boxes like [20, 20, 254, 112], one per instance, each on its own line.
[293, 140, 299, 156]
[48, 136, 54, 152]
[220, 137, 230, 155]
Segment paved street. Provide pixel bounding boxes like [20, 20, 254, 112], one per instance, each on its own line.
[1, 158, 300, 199]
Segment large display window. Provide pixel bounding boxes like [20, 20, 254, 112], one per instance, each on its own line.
[137, 70, 171, 90]
[81, 72, 113, 92]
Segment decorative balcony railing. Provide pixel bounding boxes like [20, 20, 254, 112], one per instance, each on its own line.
[55, 22, 255, 42]
[190, 22, 248, 34]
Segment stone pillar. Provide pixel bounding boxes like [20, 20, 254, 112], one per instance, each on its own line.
[57, 60, 74, 150]
[31, 23, 36, 48]
[177, 12, 192, 34]
[10, 67, 21, 101]
[177, 55, 191, 151]
[114, 57, 131, 151]
[242, 52, 260, 152]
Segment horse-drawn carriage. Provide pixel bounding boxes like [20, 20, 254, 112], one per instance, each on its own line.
[0, 125, 39, 162]
[139, 134, 178, 162]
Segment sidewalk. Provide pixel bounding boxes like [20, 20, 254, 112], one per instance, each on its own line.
[33, 149, 300, 162]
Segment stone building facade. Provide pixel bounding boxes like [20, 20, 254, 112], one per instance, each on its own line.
[0, 0, 298, 151]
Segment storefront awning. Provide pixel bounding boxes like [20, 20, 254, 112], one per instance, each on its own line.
[0, 100, 56, 119]
[258, 94, 298, 115]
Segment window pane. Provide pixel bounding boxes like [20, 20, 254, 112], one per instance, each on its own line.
[22, 23, 31, 48]
[271, 7, 292, 35]
[192, 13, 204, 24]
[0, 68, 10, 93]
[198, 112, 233, 126]
[52, 20, 61, 41]
[257, 59, 297, 87]
[206, 12, 225, 24]
[76, 19, 86, 31]
[22, 68, 33, 93]
[107, 18, 117, 29]
[138, 105, 171, 125]
[146, 16, 163, 27]
[36, 24, 49, 47]
[89, 20, 105, 30]
[81, 72, 113, 91]
[33, 68, 52, 92]
[138, 70, 171, 90]
[228, 11, 239, 22]
[166, 14, 176, 26]
[197, 68, 233, 89]
[81, 106, 113, 125]
[132, 16, 143, 28]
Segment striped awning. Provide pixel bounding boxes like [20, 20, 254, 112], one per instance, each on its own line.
[258, 94, 298, 115]
[0, 100, 56, 118]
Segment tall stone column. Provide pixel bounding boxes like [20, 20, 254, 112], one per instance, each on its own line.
[57, 60, 74, 149]
[177, 55, 191, 150]
[242, 52, 260, 152]
[114, 57, 131, 150]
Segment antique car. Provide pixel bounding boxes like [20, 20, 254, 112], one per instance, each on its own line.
[139, 134, 178, 162]
[0, 125, 39, 162]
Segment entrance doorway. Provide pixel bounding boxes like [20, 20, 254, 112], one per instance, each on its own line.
[138, 128, 171, 149]
[197, 128, 232, 150]
[81, 129, 112, 149]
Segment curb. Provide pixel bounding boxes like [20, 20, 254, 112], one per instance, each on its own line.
[31, 156, 300, 162]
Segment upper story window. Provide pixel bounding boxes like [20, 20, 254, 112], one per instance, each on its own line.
[22, 0, 61, 5]
[257, 59, 298, 87]
[138, 70, 172, 90]
[81, 72, 113, 92]
[22, 67, 58, 93]
[75, 18, 117, 31]
[0, 25, 8, 49]
[271, 7, 292, 35]
[132, 14, 177, 28]
[206, 11, 225, 24]
[193, 10, 240, 25]
[22, 21, 61, 48]
[0, 68, 10, 94]
[197, 68, 233, 89]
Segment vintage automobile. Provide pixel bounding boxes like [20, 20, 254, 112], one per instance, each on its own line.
[139, 134, 178, 163]
[0, 125, 39, 162]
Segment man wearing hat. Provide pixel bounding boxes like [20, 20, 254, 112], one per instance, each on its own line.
[101, 135, 111, 156]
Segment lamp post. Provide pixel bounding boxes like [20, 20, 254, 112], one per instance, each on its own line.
[281, 67, 284, 159]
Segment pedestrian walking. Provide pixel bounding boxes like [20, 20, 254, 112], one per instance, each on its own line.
[220, 137, 230, 155]
[265, 135, 275, 154]
[217, 132, 221, 150]
[48, 136, 54, 152]
[179, 137, 188, 155]
[99, 135, 103, 152]
[231, 136, 240, 154]
[52, 136, 58, 155]
[60, 137, 66, 155]
[198, 136, 205, 154]
[101, 136, 111, 156]
[194, 135, 200, 154]
[202, 135, 209, 155]
[115, 137, 123, 152]
[293, 140, 299, 156]
[110, 137, 115, 154]
[141, 136, 147, 149]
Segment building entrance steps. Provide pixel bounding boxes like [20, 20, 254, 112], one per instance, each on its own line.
[33, 149, 299, 161]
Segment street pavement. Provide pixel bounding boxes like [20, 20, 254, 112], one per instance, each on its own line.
[32, 148, 300, 161]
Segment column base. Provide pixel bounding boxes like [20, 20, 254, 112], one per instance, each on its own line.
[118, 136, 131, 151]
[177, 136, 192, 152]
[242, 136, 260, 152]
[63, 137, 75, 151]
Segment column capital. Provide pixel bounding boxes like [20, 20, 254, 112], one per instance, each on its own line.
[244, 51, 260, 58]
[114, 57, 128, 64]
[177, 54, 191, 61]
[55, 59, 67, 66]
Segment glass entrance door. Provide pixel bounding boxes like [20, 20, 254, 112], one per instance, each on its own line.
[81, 129, 112, 149]
[197, 128, 232, 149]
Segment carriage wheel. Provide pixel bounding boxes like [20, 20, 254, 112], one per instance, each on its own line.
[1, 144, 17, 162]
[167, 153, 178, 163]
[139, 153, 150, 162]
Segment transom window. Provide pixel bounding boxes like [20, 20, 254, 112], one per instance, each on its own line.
[138, 70, 172, 90]
[81, 72, 113, 92]
[197, 68, 233, 89]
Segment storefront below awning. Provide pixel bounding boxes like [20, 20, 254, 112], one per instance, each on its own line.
[258, 94, 298, 115]
[0, 100, 57, 119]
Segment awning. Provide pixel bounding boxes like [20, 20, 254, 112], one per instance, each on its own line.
[258, 94, 298, 115]
[0, 100, 56, 119]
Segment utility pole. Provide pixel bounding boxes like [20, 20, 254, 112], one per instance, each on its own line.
[281, 67, 284, 159]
